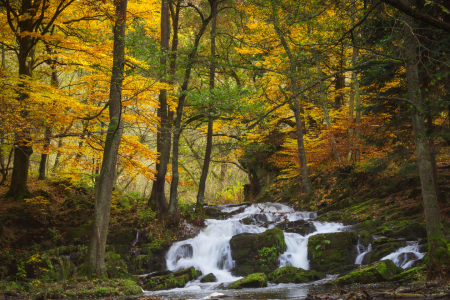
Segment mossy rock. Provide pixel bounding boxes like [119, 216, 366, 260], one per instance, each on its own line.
[389, 266, 425, 282]
[226, 273, 268, 289]
[240, 217, 253, 225]
[276, 220, 316, 235]
[200, 273, 217, 282]
[143, 267, 201, 291]
[308, 231, 358, 273]
[336, 260, 403, 285]
[267, 266, 325, 283]
[229, 228, 286, 276]
[105, 252, 128, 278]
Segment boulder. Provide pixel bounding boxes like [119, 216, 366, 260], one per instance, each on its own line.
[143, 267, 202, 291]
[105, 251, 129, 278]
[201, 273, 217, 283]
[226, 273, 268, 289]
[277, 220, 316, 235]
[267, 266, 325, 283]
[308, 231, 358, 273]
[229, 228, 286, 276]
[336, 260, 403, 285]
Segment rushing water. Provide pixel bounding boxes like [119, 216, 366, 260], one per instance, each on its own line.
[143, 202, 423, 299]
[380, 241, 425, 269]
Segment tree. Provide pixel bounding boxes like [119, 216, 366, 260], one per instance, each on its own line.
[0, 0, 76, 198]
[84, 0, 127, 278]
[401, 0, 449, 275]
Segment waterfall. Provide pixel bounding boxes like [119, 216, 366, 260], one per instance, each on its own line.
[380, 241, 425, 268]
[354, 237, 372, 265]
[165, 203, 346, 282]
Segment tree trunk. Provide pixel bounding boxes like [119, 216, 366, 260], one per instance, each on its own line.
[38, 128, 51, 180]
[292, 99, 312, 194]
[402, 0, 448, 275]
[38, 64, 58, 180]
[169, 2, 215, 211]
[166, 0, 181, 214]
[196, 2, 217, 208]
[53, 138, 63, 171]
[153, 0, 171, 216]
[85, 0, 127, 278]
[196, 118, 214, 207]
[7, 0, 35, 198]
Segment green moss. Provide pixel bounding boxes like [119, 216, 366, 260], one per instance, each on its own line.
[143, 267, 201, 291]
[267, 266, 325, 283]
[230, 228, 286, 276]
[336, 260, 403, 285]
[308, 231, 358, 273]
[226, 273, 268, 289]
[389, 266, 425, 282]
[201, 273, 217, 283]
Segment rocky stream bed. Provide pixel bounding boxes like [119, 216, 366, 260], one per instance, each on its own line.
[138, 203, 435, 299]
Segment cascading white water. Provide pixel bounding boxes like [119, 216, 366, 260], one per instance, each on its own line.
[354, 240, 372, 265]
[380, 241, 425, 268]
[279, 221, 348, 269]
[165, 203, 346, 283]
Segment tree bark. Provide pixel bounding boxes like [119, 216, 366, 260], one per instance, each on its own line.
[6, 0, 35, 199]
[153, 0, 171, 216]
[169, 1, 215, 211]
[38, 128, 51, 180]
[402, 0, 448, 275]
[38, 62, 58, 180]
[196, 1, 217, 207]
[166, 0, 181, 214]
[196, 117, 214, 207]
[85, 0, 127, 278]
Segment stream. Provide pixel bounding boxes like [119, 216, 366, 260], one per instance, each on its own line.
[143, 203, 423, 299]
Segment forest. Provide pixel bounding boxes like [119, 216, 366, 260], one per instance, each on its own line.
[0, 0, 450, 299]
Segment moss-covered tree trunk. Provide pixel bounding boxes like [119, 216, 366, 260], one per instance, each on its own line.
[85, 0, 127, 278]
[402, 0, 449, 275]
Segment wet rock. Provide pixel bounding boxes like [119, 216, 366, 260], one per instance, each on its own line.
[175, 244, 193, 262]
[267, 266, 325, 283]
[308, 231, 358, 273]
[361, 238, 406, 265]
[143, 266, 201, 291]
[225, 273, 268, 289]
[229, 228, 286, 276]
[201, 273, 217, 283]
[277, 220, 316, 235]
[240, 217, 253, 225]
[336, 259, 403, 285]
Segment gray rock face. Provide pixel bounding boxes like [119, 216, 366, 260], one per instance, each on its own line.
[175, 244, 193, 262]
[277, 220, 316, 235]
